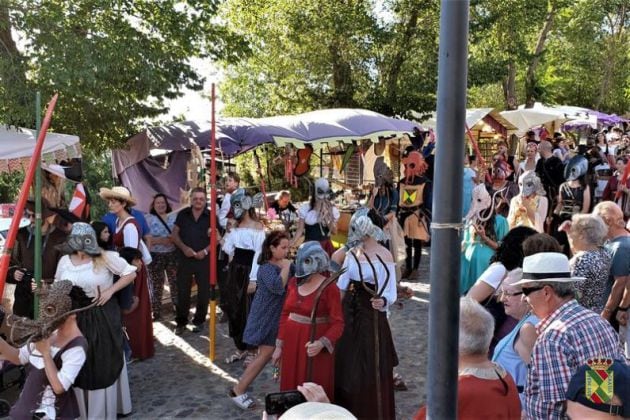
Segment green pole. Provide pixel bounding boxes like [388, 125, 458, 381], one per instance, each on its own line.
[34, 92, 42, 318]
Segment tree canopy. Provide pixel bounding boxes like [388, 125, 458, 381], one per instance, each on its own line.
[0, 0, 248, 150]
[0, 0, 628, 157]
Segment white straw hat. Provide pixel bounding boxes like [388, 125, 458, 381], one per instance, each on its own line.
[513, 252, 585, 286]
[99, 186, 137, 206]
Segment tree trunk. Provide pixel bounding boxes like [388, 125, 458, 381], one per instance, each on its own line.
[503, 60, 517, 110]
[595, 3, 627, 109]
[0, 4, 31, 126]
[383, 5, 421, 114]
[329, 42, 355, 107]
[0, 5, 20, 58]
[524, 1, 558, 108]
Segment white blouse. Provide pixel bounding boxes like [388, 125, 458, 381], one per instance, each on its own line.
[54, 251, 137, 298]
[337, 255, 397, 311]
[19, 341, 86, 419]
[298, 203, 340, 226]
[222, 227, 266, 282]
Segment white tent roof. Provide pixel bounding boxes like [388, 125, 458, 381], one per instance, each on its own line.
[500, 105, 572, 133]
[411, 108, 518, 132]
[0, 126, 80, 172]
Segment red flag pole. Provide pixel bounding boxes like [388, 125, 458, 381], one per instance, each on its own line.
[209, 84, 218, 361]
[0, 93, 59, 300]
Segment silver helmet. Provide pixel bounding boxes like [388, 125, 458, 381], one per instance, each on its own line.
[294, 241, 330, 279]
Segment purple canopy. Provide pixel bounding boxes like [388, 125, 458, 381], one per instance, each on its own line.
[112, 108, 420, 212]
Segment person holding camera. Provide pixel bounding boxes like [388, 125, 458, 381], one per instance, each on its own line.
[7, 198, 67, 319]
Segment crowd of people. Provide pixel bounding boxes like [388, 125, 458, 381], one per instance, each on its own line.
[0, 125, 629, 419]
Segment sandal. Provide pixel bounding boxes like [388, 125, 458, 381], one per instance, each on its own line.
[229, 389, 255, 410]
[225, 350, 247, 364]
[393, 373, 408, 391]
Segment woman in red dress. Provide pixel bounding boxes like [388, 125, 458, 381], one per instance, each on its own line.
[272, 241, 344, 400]
[100, 186, 154, 360]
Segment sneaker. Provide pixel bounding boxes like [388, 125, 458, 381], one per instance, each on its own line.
[191, 324, 202, 333]
[174, 325, 185, 336]
[229, 389, 255, 410]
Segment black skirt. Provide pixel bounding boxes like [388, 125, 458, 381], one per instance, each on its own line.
[224, 250, 255, 350]
[335, 282, 398, 419]
[74, 298, 124, 390]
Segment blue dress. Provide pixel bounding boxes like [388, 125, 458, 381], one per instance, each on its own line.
[460, 215, 509, 295]
[243, 263, 294, 347]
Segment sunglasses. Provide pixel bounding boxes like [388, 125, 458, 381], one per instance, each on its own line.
[500, 289, 523, 298]
[521, 285, 545, 296]
[24, 211, 35, 219]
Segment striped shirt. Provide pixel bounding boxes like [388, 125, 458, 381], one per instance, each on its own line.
[524, 300, 622, 419]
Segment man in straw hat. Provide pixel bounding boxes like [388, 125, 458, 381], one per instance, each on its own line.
[515, 252, 623, 419]
[7, 198, 67, 318]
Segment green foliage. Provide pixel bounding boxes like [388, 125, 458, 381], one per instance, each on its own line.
[0, 0, 248, 150]
[219, 0, 440, 118]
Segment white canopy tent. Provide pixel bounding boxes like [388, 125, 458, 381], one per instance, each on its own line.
[0, 126, 81, 173]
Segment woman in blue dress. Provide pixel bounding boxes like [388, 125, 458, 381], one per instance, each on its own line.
[460, 183, 509, 294]
[229, 230, 293, 409]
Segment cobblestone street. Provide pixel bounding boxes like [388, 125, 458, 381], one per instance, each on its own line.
[126, 250, 430, 419]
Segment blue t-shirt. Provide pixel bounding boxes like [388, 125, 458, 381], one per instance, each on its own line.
[102, 209, 150, 237]
[603, 235, 630, 298]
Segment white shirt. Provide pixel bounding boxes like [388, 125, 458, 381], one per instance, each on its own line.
[218, 193, 232, 228]
[476, 262, 508, 290]
[222, 227, 266, 281]
[337, 254, 397, 311]
[297, 203, 340, 225]
[18, 340, 87, 420]
[54, 252, 137, 298]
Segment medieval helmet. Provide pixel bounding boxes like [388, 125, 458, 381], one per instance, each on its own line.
[58, 222, 101, 256]
[465, 183, 492, 224]
[518, 171, 546, 197]
[402, 148, 428, 181]
[295, 241, 330, 279]
[230, 188, 264, 220]
[346, 207, 386, 247]
[314, 178, 330, 201]
[564, 155, 588, 181]
[373, 157, 393, 188]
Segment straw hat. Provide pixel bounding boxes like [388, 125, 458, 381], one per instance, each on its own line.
[42, 163, 67, 179]
[280, 402, 356, 420]
[513, 252, 585, 286]
[99, 186, 137, 206]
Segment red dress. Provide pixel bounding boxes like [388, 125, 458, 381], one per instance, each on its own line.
[113, 218, 154, 360]
[277, 276, 344, 400]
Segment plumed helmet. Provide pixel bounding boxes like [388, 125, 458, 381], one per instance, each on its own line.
[518, 171, 546, 197]
[230, 188, 264, 220]
[564, 155, 588, 181]
[294, 241, 330, 279]
[58, 222, 101, 256]
[347, 207, 386, 247]
[314, 178, 330, 200]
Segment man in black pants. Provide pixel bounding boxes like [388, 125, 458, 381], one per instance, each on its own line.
[171, 187, 213, 335]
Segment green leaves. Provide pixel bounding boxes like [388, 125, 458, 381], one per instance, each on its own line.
[0, 0, 248, 150]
